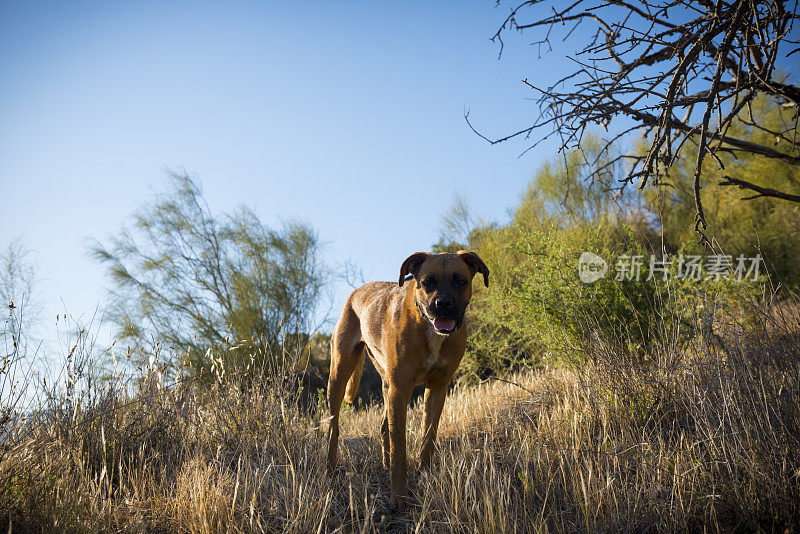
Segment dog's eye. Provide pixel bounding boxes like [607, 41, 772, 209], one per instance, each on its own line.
[453, 276, 467, 287]
[421, 277, 435, 289]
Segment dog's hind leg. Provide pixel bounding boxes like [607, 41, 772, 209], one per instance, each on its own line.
[326, 302, 363, 472]
[343, 346, 365, 404]
[380, 381, 390, 469]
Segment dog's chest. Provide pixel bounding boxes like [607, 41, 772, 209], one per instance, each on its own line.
[422, 330, 446, 371]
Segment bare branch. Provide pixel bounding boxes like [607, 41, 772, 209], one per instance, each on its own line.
[483, 0, 800, 237]
[718, 174, 800, 202]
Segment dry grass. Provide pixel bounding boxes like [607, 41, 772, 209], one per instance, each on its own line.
[1, 302, 799, 532]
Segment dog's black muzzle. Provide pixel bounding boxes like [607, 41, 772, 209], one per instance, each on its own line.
[414, 297, 465, 334]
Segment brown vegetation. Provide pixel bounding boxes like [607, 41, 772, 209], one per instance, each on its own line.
[1, 298, 797, 532]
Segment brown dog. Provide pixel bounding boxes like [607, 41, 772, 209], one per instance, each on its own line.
[326, 250, 489, 508]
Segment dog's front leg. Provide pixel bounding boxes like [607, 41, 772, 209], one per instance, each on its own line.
[387, 383, 413, 509]
[419, 381, 448, 469]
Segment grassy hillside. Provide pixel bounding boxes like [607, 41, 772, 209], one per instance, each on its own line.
[1, 299, 798, 532]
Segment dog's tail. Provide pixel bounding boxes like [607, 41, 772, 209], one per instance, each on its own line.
[343, 343, 365, 404]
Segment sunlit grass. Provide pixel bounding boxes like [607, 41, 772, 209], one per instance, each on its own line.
[1, 300, 798, 532]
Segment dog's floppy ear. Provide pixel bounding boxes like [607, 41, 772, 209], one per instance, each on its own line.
[457, 250, 489, 287]
[398, 252, 429, 287]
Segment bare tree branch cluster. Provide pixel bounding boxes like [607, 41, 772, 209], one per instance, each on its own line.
[480, 0, 800, 242]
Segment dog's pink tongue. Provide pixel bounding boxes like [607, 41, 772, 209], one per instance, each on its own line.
[433, 318, 456, 332]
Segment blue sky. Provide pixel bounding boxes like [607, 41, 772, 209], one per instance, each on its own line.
[1, 1, 573, 347]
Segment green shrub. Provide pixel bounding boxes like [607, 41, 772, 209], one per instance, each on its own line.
[447, 135, 771, 382]
[463, 220, 666, 376]
[461, 216, 768, 381]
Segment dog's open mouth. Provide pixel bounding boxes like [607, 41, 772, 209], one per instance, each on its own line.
[432, 317, 457, 334]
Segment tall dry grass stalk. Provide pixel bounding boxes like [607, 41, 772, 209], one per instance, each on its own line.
[1, 297, 798, 532]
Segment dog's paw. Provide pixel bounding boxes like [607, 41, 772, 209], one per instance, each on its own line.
[389, 494, 407, 512]
[326, 463, 349, 479]
[388, 489, 420, 512]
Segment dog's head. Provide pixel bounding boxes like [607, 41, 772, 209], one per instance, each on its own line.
[398, 250, 489, 335]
